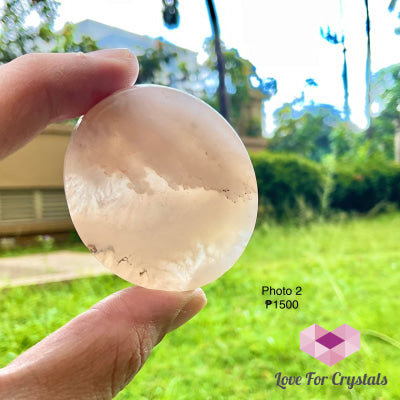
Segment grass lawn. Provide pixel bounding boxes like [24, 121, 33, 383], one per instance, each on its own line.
[0, 241, 87, 258]
[0, 213, 399, 399]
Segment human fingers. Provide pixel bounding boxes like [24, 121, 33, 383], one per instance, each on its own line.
[0, 286, 206, 400]
[0, 49, 139, 159]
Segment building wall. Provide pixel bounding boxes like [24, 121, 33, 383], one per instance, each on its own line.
[75, 19, 200, 95]
[0, 124, 70, 188]
[0, 124, 73, 236]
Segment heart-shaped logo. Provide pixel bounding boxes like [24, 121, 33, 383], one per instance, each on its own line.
[300, 324, 360, 366]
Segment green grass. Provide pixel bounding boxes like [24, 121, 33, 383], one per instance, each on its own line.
[1, 213, 399, 399]
[0, 241, 87, 258]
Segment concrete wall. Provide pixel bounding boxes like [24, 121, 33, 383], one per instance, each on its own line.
[0, 124, 71, 189]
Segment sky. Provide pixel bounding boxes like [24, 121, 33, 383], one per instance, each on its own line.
[47, 1, 400, 133]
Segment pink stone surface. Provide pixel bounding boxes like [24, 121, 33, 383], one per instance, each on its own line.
[64, 85, 258, 291]
[300, 324, 360, 366]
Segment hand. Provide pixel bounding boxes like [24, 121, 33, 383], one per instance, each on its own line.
[0, 50, 207, 399]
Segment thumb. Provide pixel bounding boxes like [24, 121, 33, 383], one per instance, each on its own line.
[0, 286, 206, 400]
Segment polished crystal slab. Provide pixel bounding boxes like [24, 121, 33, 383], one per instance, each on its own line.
[64, 85, 258, 291]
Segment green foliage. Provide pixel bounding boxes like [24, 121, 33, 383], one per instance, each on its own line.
[0, 0, 59, 63]
[1, 213, 400, 399]
[330, 122, 360, 159]
[135, 41, 201, 94]
[250, 152, 324, 221]
[369, 117, 396, 159]
[271, 62, 400, 163]
[0, 235, 86, 258]
[270, 102, 342, 161]
[372, 63, 400, 123]
[203, 39, 275, 137]
[0, 1, 98, 63]
[51, 23, 98, 53]
[250, 150, 400, 220]
[372, 64, 400, 117]
[330, 161, 400, 212]
[136, 42, 178, 84]
[330, 122, 392, 164]
[369, 63, 400, 159]
[35, 234, 55, 252]
[271, 83, 397, 163]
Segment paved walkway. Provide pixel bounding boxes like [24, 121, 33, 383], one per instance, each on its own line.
[0, 251, 111, 287]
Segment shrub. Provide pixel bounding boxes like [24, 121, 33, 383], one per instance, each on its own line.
[249, 151, 400, 221]
[250, 152, 325, 220]
[330, 162, 400, 212]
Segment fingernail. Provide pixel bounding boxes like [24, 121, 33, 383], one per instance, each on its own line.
[87, 48, 135, 59]
[169, 288, 207, 332]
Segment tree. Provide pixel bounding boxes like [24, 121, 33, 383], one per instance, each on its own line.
[51, 23, 98, 53]
[161, 0, 229, 120]
[329, 64, 400, 164]
[204, 0, 228, 120]
[365, 0, 373, 142]
[370, 63, 400, 161]
[136, 43, 178, 84]
[0, 0, 59, 63]
[135, 40, 198, 94]
[320, 27, 350, 122]
[0, 0, 98, 64]
[269, 101, 343, 161]
[203, 39, 276, 137]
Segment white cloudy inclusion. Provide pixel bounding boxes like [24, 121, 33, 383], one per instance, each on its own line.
[64, 85, 258, 291]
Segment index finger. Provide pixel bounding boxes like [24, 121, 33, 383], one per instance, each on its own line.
[0, 49, 139, 159]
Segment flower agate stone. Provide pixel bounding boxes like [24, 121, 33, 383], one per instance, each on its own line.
[64, 85, 257, 291]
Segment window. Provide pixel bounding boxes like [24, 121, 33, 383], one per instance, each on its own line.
[0, 189, 70, 222]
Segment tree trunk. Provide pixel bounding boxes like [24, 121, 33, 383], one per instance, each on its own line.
[205, 0, 229, 121]
[342, 45, 350, 122]
[365, 0, 373, 141]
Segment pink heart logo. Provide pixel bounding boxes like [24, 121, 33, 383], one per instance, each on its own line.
[300, 324, 360, 366]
